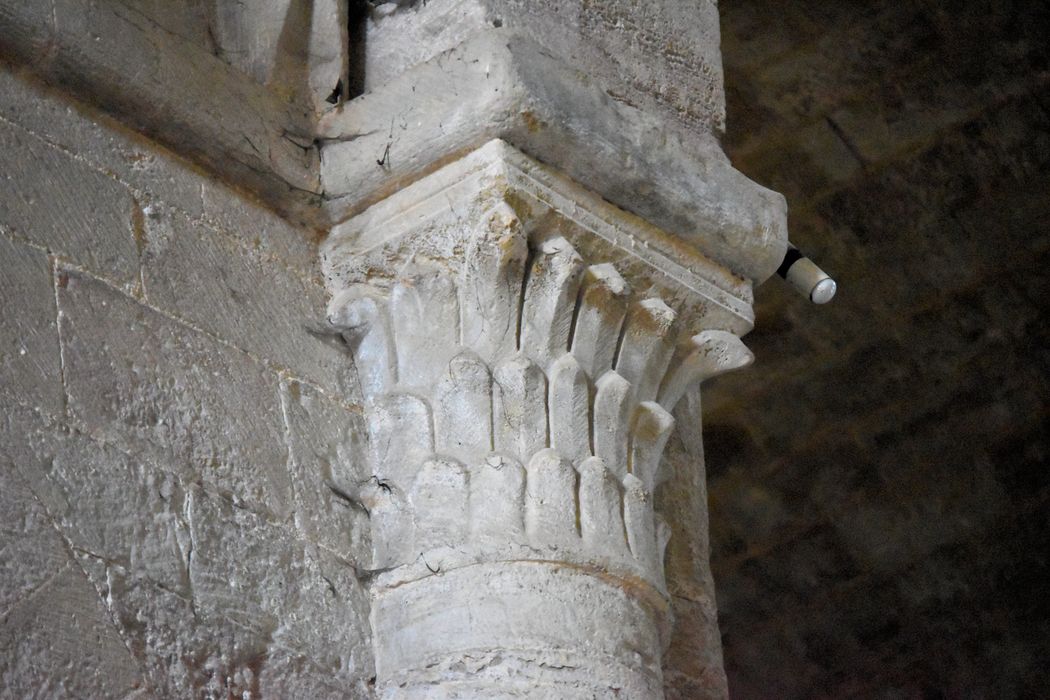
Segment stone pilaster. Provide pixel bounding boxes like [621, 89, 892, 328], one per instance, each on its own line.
[323, 140, 754, 698]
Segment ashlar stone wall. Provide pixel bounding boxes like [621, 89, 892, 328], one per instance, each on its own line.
[1, 1, 781, 696]
[0, 66, 374, 698]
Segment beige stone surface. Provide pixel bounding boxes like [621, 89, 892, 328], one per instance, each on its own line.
[324, 140, 753, 698]
[0, 235, 63, 418]
[0, 69, 374, 696]
[320, 31, 787, 283]
[140, 203, 353, 395]
[0, 2, 796, 697]
[0, 119, 139, 288]
[362, 0, 726, 135]
[0, 1, 322, 220]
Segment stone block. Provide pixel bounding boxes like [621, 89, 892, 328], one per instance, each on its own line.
[320, 36, 787, 284]
[280, 378, 370, 563]
[0, 401, 192, 604]
[44, 428, 191, 596]
[212, 0, 348, 113]
[0, 0, 322, 213]
[370, 562, 664, 697]
[98, 567, 270, 698]
[0, 69, 326, 270]
[0, 403, 65, 504]
[186, 488, 373, 683]
[0, 562, 145, 698]
[363, 0, 726, 134]
[0, 67, 206, 219]
[99, 554, 366, 696]
[0, 120, 139, 288]
[141, 206, 352, 394]
[79, 550, 368, 696]
[199, 178, 321, 279]
[0, 466, 70, 617]
[0, 234, 63, 417]
[56, 267, 294, 518]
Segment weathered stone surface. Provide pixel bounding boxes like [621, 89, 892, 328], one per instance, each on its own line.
[108, 0, 344, 112]
[370, 562, 666, 698]
[658, 393, 728, 700]
[26, 426, 192, 598]
[76, 501, 373, 699]
[57, 267, 294, 518]
[324, 139, 754, 335]
[141, 204, 352, 393]
[0, 562, 145, 698]
[0, 64, 380, 697]
[0, 414, 256, 696]
[115, 0, 215, 53]
[280, 378, 370, 562]
[433, 351, 493, 459]
[186, 488, 373, 687]
[0, 67, 207, 221]
[211, 0, 348, 114]
[519, 236, 584, 367]
[0, 0, 323, 220]
[0, 234, 63, 417]
[0, 119, 139, 288]
[98, 570, 269, 699]
[326, 138, 757, 697]
[390, 269, 461, 391]
[324, 144, 750, 581]
[0, 68, 321, 277]
[318, 33, 787, 283]
[362, 0, 726, 135]
[0, 466, 70, 618]
[492, 354, 548, 460]
[548, 355, 591, 465]
[199, 177, 322, 280]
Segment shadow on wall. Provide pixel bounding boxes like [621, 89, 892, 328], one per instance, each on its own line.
[708, 0, 1050, 697]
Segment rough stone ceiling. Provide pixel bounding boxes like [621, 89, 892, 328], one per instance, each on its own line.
[708, 0, 1049, 696]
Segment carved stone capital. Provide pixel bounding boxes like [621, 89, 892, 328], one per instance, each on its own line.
[322, 139, 753, 697]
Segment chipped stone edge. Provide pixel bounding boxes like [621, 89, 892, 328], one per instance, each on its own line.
[318, 29, 788, 284]
[324, 139, 755, 334]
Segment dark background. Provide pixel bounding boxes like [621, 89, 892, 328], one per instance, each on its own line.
[705, 1, 1050, 696]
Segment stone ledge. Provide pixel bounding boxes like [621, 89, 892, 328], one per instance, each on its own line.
[319, 30, 787, 283]
[324, 139, 755, 335]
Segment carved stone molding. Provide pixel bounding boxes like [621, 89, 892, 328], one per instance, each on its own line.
[322, 139, 753, 698]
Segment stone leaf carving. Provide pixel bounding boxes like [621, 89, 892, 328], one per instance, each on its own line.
[328, 204, 750, 594]
[322, 139, 756, 698]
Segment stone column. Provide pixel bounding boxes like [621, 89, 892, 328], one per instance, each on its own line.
[0, 0, 786, 697]
[315, 3, 787, 697]
[323, 140, 758, 698]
